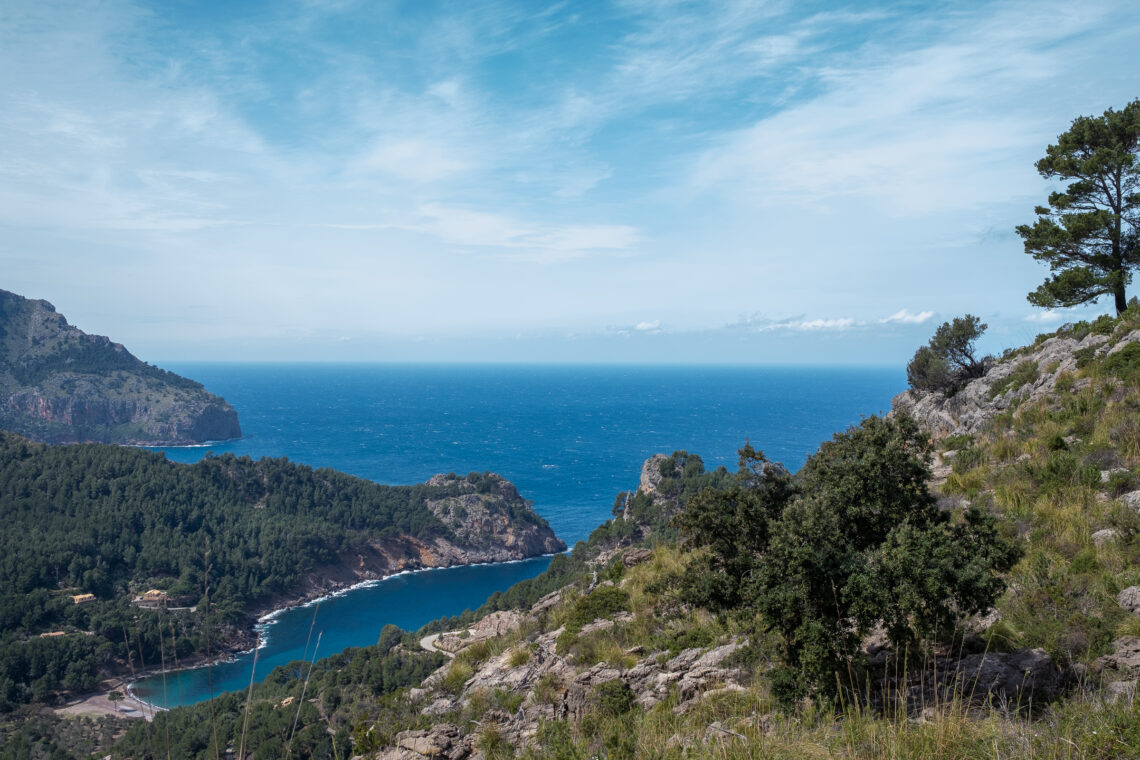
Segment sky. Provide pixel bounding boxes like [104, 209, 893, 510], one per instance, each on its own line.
[2, 0, 1138, 364]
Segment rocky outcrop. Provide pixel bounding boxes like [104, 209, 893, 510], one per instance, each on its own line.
[387, 574, 752, 758]
[425, 473, 566, 558]
[257, 476, 564, 615]
[891, 329, 1140, 439]
[0, 289, 240, 445]
[638, 453, 676, 496]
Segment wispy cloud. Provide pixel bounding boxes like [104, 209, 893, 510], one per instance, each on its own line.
[880, 309, 934, 325]
[688, 3, 1112, 214]
[1024, 309, 1067, 323]
[731, 314, 858, 333]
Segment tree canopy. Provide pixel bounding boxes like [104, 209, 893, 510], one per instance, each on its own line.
[906, 315, 990, 394]
[1017, 99, 1140, 315]
[677, 415, 1021, 706]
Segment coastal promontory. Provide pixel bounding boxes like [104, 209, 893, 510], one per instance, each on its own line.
[0, 289, 241, 445]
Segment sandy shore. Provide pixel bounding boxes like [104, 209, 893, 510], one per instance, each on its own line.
[55, 678, 164, 721]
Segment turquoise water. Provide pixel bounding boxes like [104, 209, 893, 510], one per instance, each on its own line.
[133, 364, 904, 706]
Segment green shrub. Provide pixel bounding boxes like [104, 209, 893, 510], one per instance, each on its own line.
[1073, 345, 1098, 369]
[1101, 342, 1140, 377]
[564, 586, 630, 631]
[592, 679, 635, 716]
[942, 433, 974, 450]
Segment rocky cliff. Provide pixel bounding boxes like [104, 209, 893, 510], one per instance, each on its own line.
[0, 290, 241, 444]
[891, 325, 1140, 439]
[276, 472, 568, 608]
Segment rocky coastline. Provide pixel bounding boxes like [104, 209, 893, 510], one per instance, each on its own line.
[0, 289, 242, 445]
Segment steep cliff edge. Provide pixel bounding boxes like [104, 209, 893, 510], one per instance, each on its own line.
[0, 290, 240, 444]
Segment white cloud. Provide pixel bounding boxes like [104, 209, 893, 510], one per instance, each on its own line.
[731, 314, 858, 332]
[880, 309, 934, 325]
[635, 320, 661, 332]
[360, 139, 472, 183]
[688, 3, 1113, 214]
[1023, 309, 1066, 323]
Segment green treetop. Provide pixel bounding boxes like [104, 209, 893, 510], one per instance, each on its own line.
[1018, 99, 1140, 315]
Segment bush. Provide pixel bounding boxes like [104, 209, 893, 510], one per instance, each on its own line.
[677, 415, 1022, 707]
[592, 679, 634, 716]
[907, 316, 991, 395]
[1102, 342, 1140, 378]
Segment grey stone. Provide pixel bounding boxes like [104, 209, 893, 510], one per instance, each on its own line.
[1091, 529, 1120, 547]
[1118, 587, 1140, 614]
[1092, 637, 1140, 677]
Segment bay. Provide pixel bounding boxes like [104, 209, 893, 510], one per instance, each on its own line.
[133, 363, 904, 707]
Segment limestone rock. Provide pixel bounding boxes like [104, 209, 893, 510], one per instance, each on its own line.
[639, 454, 676, 496]
[382, 723, 471, 760]
[1091, 529, 1120, 547]
[622, 547, 652, 567]
[1101, 467, 1130, 483]
[1117, 587, 1140, 614]
[1092, 637, 1140, 677]
[1105, 680, 1137, 702]
[425, 474, 566, 558]
[890, 332, 1113, 439]
[0, 289, 241, 445]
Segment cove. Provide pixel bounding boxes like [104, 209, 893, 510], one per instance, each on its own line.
[133, 556, 551, 708]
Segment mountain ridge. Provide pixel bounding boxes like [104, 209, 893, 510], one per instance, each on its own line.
[0, 289, 241, 445]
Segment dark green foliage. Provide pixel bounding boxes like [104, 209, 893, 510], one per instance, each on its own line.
[674, 445, 793, 611]
[1017, 100, 1140, 315]
[1074, 345, 1098, 369]
[677, 415, 1022, 707]
[1101, 342, 1140, 378]
[0, 431, 552, 704]
[907, 316, 991, 394]
[592, 679, 634, 716]
[565, 587, 630, 632]
[942, 433, 975, 450]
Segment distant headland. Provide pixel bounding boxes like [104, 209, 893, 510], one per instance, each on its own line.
[0, 289, 241, 445]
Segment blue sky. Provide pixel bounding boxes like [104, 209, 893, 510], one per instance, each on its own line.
[2, 0, 1138, 364]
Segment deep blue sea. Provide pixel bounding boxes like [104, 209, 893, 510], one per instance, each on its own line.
[132, 363, 903, 708]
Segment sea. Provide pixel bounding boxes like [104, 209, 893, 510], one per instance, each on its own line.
[131, 363, 903, 708]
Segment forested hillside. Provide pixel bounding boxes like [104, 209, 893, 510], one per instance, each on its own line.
[0, 433, 562, 709]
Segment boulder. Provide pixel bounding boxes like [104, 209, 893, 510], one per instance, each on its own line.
[1117, 587, 1140, 614]
[951, 648, 1065, 704]
[1091, 529, 1120, 547]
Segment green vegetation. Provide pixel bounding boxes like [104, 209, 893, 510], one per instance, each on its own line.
[1018, 99, 1140, 315]
[0, 431, 557, 706]
[111, 626, 444, 760]
[907, 315, 991, 394]
[988, 359, 1039, 399]
[677, 415, 1021, 706]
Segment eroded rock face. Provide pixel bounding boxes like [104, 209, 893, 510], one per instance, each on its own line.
[0, 289, 241, 445]
[890, 330, 1138, 439]
[424, 473, 566, 558]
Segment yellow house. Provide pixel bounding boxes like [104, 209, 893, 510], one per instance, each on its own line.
[134, 589, 168, 608]
[72, 593, 96, 605]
